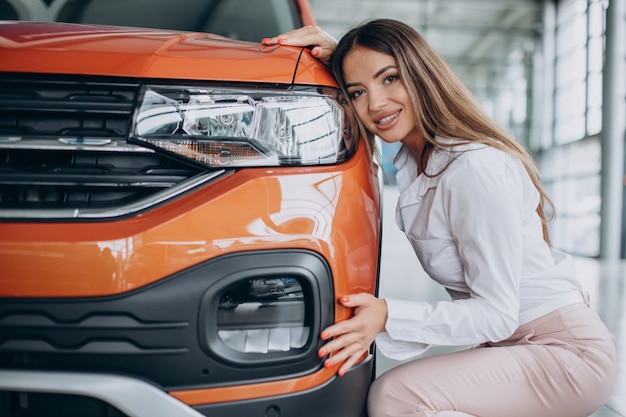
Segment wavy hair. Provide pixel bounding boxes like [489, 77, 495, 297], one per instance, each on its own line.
[329, 18, 553, 244]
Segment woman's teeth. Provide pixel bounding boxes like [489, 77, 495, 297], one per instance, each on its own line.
[378, 112, 399, 124]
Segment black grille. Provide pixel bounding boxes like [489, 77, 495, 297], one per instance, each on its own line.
[0, 148, 202, 211]
[0, 74, 218, 219]
[0, 74, 136, 138]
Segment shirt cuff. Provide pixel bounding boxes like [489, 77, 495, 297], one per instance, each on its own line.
[375, 332, 430, 360]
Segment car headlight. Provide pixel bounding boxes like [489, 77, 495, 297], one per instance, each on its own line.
[132, 85, 357, 167]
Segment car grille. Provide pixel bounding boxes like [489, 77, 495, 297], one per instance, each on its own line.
[0, 74, 223, 220]
[0, 74, 136, 138]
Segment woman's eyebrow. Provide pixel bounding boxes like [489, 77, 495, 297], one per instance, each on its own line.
[373, 65, 397, 79]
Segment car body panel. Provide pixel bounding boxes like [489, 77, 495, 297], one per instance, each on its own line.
[0, 21, 335, 85]
[0, 1, 380, 415]
[0, 143, 379, 300]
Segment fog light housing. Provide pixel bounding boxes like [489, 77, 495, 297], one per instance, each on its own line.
[199, 252, 332, 368]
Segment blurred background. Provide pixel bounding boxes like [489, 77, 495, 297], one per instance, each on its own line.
[310, 0, 617, 260]
[307, 3, 626, 414]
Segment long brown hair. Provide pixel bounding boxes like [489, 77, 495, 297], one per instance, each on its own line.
[329, 19, 553, 244]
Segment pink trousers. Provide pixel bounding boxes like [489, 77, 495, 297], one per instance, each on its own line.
[367, 301, 616, 417]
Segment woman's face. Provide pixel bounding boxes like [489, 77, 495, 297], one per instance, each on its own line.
[342, 46, 422, 147]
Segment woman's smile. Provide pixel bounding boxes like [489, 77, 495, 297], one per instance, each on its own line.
[375, 110, 401, 125]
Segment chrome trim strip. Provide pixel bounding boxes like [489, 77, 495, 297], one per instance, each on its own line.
[0, 169, 228, 220]
[0, 138, 154, 152]
[0, 369, 206, 417]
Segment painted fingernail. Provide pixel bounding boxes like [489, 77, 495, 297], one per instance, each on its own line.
[338, 369, 345, 377]
[277, 38, 287, 44]
[261, 38, 271, 43]
[321, 331, 330, 340]
[324, 359, 334, 367]
[311, 49, 320, 57]
[341, 296, 350, 303]
[318, 349, 328, 357]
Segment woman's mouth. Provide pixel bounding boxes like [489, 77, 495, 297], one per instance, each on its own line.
[376, 111, 400, 124]
[375, 111, 401, 128]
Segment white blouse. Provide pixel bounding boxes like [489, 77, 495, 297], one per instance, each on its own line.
[376, 139, 582, 360]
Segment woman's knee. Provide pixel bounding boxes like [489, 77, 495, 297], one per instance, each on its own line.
[367, 368, 430, 417]
[367, 371, 407, 417]
[367, 374, 392, 417]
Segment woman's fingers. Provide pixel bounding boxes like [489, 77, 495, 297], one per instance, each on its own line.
[261, 25, 337, 64]
[337, 350, 364, 377]
[317, 293, 388, 375]
[262, 25, 332, 46]
[322, 332, 370, 378]
[322, 332, 369, 361]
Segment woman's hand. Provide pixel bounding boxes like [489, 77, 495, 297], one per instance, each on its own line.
[262, 25, 338, 65]
[318, 293, 388, 376]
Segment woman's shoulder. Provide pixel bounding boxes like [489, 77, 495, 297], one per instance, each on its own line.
[429, 137, 516, 176]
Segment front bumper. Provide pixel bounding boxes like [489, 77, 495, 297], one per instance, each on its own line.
[0, 355, 372, 417]
[0, 249, 373, 417]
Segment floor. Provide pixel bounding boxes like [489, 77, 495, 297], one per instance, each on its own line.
[376, 186, 625, 417]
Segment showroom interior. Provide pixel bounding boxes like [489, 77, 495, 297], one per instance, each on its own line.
[1, 0, 625, 416]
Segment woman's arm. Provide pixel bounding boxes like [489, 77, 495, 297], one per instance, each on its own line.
[262, 25, 338, 65]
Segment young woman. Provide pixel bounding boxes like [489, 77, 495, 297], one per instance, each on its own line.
[263, 19, 616, 417]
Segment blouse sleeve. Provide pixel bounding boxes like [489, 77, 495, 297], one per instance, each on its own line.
[377, 151, 529, 360]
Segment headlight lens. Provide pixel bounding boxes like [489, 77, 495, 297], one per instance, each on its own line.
[132, 86, 356, 167]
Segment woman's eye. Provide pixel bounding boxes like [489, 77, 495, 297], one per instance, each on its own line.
[384, 75, 399, 84]
[349, 90, 364, 99]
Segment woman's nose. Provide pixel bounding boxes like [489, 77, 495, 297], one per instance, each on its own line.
[368, 88, 387, 110]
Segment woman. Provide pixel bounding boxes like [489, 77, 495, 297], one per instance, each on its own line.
[263, 19, 615, 417]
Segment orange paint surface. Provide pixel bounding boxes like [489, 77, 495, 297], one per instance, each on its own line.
[0, 21, 335, 86]
[0, 144, 380, 299]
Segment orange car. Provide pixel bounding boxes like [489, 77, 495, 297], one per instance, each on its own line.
[0, 1, 382, 416]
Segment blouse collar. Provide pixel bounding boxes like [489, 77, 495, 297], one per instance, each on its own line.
[393, 137, 461, 198]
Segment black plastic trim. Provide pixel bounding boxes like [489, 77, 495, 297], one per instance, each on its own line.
[0, 250, 334, 390]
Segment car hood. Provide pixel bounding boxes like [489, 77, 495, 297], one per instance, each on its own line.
[0, 21, 335, 85]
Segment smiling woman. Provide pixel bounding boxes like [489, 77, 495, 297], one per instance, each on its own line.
[263, 18, 617, 417]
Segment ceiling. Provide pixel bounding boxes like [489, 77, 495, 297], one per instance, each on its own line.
[308, 0, 543, 81]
